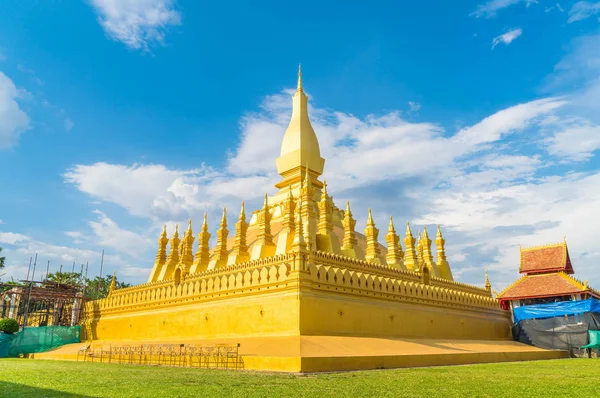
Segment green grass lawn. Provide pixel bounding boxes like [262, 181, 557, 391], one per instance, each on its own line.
[0, 358, 596, 398]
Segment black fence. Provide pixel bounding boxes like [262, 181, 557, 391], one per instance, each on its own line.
[77, 343, 244, 369]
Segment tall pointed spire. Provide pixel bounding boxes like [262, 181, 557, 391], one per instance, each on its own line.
[276, 186, 297, 255]
[208, 208, 229, 269]
[292, 199, 306, 251]
[341, 201, 364, 259]
[228, 202, 250, 265]
[421, 226, 439, 277]
[158, 224, 181, 280]
[148, 225, 169, 283]
[297, 63, 303, 93]
[485, 268, 491, 292]
[385, 216, 405, 269]
[416, 232, 424, 269]
[403, 222, 418, 271]
[190, 213, 211, 274]
[251, 194, 276, 260]
[108, 271, 117, 295]
[435, 225, 454, 281]
[364, 209, 382, 264]
[276, 66, 325, 191]
[300, 170, 317, 250]
[316, 179, 340, 253]
[178, 219, 195, 276]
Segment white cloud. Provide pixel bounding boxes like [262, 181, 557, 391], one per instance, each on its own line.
[0, 72, 30, 149]
[491, 28, 523, 49]
[471, 0, 537, 18]
[89, 0, 182, 50]
[568, 1, 600, 22]
[543, 122, 600, 161]
[88, 210, 152, 258]
[0, 230, 149, 283]
[407, 101, 421, 115]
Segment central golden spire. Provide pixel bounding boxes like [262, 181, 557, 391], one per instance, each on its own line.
[275, 66, 325, 191]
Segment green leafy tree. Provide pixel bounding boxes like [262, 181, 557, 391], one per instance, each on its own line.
[45, 271, 82, 286]
[0, 247, 5, 269]
[0, 281, 25, 293]
[84, 275, 131, 300]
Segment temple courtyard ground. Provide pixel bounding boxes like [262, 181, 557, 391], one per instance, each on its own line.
[0, 358, 596, 397]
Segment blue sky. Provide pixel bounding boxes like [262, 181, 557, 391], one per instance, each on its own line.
[1, 0, 600, 291]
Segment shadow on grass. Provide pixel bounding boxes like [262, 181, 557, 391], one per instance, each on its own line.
[0, 382, 91, 397]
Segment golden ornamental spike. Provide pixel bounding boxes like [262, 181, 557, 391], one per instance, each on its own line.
[297, 63, 303, 92]
[240, 201, 246, 220]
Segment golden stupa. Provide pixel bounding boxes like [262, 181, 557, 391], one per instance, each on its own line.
[66, 68, 562, 372]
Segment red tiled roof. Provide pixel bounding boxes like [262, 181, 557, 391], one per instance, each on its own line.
[498, 272, 596, 300]
[519, 242, 573, 274]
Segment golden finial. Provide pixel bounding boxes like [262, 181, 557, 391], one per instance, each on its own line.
[367, 208, 375, 225]
[436, 224, 442, 238]
[422, 225, 429, 239]
[297, 63, 303, 92]
[345, 201, 352, 216]
[405, 221, 413, 236]
[263, 193, 269, 209]
[323, 179, 328, 195]
[202, 212, 208, 231]
[161, 224, 167, 237]
[220, 208, 227, 227]
[239, 201, 246, 221]
[485, 267, 491, 291]
[388, 216, 395, 233]
[304, 162, 311, 187]
[288, 184, 293, 198]
[187, 219, 192, 232]
[109, 270, 117, 294]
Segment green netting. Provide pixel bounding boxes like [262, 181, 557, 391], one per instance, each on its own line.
[581, 330, 600, 349]
[6, 326, 81, 357]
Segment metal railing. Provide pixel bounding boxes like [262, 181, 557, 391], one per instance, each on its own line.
[76, 343, 244, 370]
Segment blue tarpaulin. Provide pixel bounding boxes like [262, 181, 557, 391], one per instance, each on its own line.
[513, 298, 600, 324]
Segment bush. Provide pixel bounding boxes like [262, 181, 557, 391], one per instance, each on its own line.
[0, 318, 19, 334]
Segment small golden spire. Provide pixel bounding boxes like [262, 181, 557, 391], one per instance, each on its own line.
[202, 212, 208, 232]
[297, 63, 303, 92]
[109, 270, 117, 295]
[220, 207, 227, 228]
[367, 208, 375, 226]
[292, 198, 306, 250]
[323, 179, 328, 195]
[422, 225, 429, 240]
[175, 224, 179, 234]
[187, 219, 192, 232]
[304, 162, 310, 187]
[485, 268, 491, 291]
[364, 208, 381, 263]
[406, 221, 413, 236]
[388, 216, 395, 233]
[239, 201, 246, 221]
[161, 224, 167, 236]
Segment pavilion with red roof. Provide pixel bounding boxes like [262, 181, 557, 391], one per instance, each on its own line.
[498, 240, 599, 311]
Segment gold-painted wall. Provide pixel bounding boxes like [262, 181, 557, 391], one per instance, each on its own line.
[81, 252, 510, 343]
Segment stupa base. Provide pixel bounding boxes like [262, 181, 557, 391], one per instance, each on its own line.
[32, 335, 567, 372]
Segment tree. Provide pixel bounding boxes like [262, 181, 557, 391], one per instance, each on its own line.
[0, 281, 25, 293]
[45, 271, 82, 287]
[0, 247, 5, 269]
[84, 275, 131, 300]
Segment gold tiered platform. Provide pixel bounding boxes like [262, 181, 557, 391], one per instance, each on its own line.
[36, 67, 566, 372]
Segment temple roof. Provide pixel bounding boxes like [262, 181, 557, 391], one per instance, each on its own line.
[519, 241, 573, 275]
[498, 272, 599, 300]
